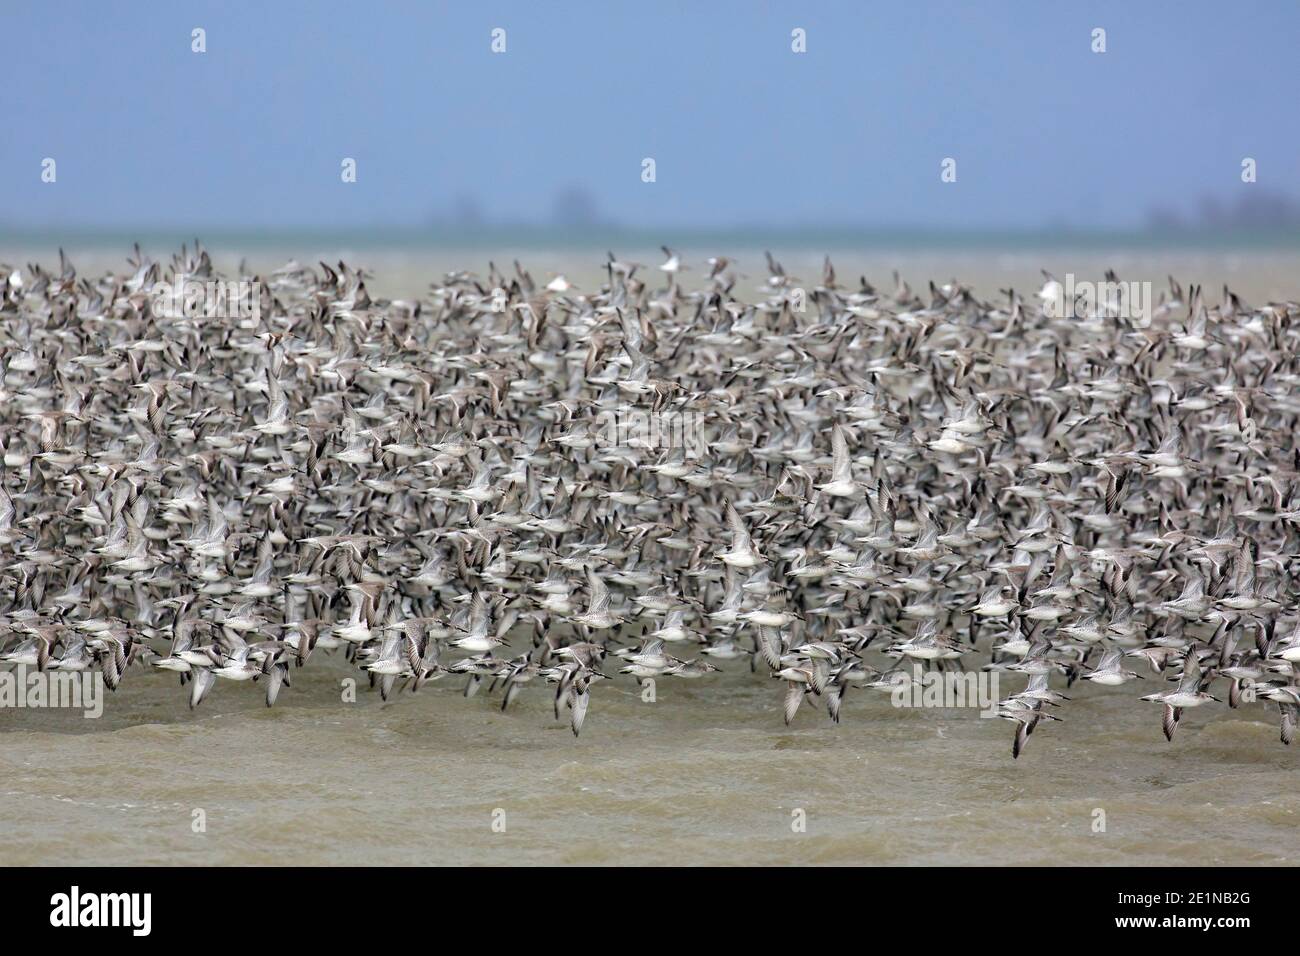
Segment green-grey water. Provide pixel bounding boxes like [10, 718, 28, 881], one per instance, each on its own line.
[4, 647, 1299, 866]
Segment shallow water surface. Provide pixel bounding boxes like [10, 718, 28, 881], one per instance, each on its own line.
[2, 656, 1297, 866]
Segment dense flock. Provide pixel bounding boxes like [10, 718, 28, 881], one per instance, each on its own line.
[2, 243, 1300, 758]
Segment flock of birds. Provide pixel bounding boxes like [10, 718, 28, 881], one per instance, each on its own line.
[2, 242, 1300, 759]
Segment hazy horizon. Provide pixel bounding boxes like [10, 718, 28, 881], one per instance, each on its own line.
[3, 1, 1298, 236]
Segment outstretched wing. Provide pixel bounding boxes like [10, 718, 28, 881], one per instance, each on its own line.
[783, 681, 804, 726]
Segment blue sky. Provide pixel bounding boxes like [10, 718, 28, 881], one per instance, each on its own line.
[2, 0, 1297, 232]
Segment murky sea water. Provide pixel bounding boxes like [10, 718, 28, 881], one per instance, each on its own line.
[3, 652, 1298, 866]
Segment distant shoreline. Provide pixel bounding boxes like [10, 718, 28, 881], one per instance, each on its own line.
[4, 225, 1300, 254]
